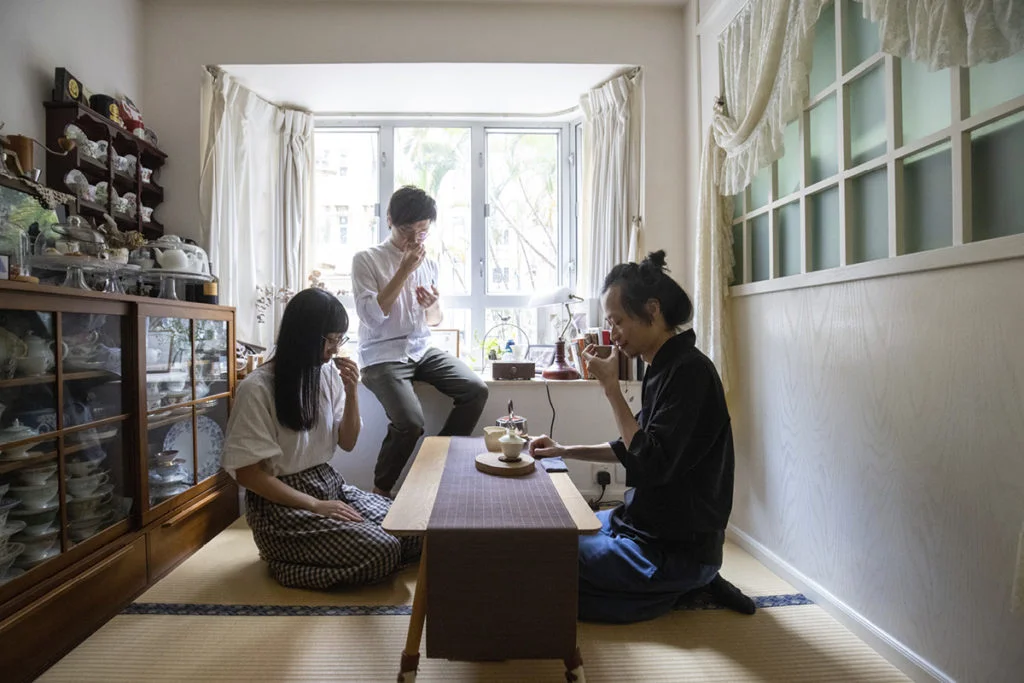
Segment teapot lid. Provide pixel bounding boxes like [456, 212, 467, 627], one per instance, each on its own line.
[0, 419, 37, 440]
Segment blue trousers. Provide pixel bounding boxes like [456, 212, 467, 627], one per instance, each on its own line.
[577, 510, 721, 623]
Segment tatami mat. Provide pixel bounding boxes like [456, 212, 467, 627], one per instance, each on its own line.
[40, 518, 910, 682]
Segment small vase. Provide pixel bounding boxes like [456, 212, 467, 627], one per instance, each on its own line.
[541, 339, 581, 380]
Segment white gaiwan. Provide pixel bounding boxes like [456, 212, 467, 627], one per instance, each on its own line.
[0, 420, 38, 457]
[498, 428, 526, 462]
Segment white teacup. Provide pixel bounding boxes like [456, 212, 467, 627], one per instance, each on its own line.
[66, 471, 109, 498]
[9, 481, 59, 510]
[19, 463, 57, 486]
[67, 458, 102, 478]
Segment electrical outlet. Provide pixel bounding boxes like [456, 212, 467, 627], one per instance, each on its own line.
[1013, 522, 1024, 614]
[595, 468, 611, 486]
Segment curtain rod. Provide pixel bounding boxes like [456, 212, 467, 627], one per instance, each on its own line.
[313, 106, 581, 121]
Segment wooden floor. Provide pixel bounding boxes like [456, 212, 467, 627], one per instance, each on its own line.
[39, 518, 910, 682]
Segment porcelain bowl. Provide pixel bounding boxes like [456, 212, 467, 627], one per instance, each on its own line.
[8, 481, 58, 510]
[19, 463, 57, 486]
[9, 507, 58, 536]
[66, 471, 109, 498]
[15, 529, 58, 561]
[68, 511, 114, 542]
[0, 496, 16, 528]
[67, 485, 113, 521]
[0, 542, 25, 575]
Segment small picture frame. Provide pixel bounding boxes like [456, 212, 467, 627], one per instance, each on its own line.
[429, 328, 461, 358]
[524, 344, 555, 373]
[0, 254, 9, 280]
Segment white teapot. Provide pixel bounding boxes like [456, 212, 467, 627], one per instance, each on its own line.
[153, 247, 193, 271]
[19, 332, 66, 374]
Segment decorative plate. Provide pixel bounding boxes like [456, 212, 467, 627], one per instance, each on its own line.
[164, 415, 223, 468]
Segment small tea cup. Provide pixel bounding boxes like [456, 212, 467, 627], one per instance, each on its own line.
[483, 426, 505, 453]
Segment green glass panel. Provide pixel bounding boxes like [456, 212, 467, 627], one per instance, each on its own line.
[810, 3, 837, 96]
[849, 65, 887, 165]
[842, 0, 880, 72]
[751, 213, 770, 282]
[850, 168, 889, 263]
[777, 201, 802, 277]
[777, 120, 801, 198]
[971, 112, 1024, 241]
[970, 52, 1024, 116]
[750, 165, 771, 210]
[810, 95, 839, 183]
[901, 58, 951, 143]
[903, 143, 952, 253]
[731, 223, 744, 285]
[810, 186, 840, 271]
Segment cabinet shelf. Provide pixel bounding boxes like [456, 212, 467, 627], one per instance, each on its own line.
[0, 369, 117, 389]
[0, 450, 58, 475]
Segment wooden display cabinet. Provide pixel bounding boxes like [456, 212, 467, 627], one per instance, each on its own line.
[0, 282, 238, 682]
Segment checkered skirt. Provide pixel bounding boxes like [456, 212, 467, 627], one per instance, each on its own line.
[245, 463, 421, 589]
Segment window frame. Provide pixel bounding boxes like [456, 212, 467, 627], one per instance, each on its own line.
[308, 118, 580, 366]
[727, 0, 1024, 298]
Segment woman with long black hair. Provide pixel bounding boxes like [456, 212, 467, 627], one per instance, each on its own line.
[530, 251, 755, 623]
[222, 288, 419, 589]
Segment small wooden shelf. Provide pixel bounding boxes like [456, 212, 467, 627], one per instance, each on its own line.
[45, 100, 166, 240]
[0, 449, 58, 475]
[0, 370, 119, 389]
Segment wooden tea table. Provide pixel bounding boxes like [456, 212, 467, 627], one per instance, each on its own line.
[383, 436, 600, 682]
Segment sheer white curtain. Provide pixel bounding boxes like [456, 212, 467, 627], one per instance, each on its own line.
[856, 0, 1024, 70]
[200, 68, 314, 347]
[579, 68, 645, 303]
[695, 0, 826, 393]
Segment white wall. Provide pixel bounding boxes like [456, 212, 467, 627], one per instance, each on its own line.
[0, 0, 143, 181]
[697, 2, 1024, 681]
[141, 0, 699, 291]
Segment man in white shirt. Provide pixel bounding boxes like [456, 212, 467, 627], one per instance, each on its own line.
[352, 186, 488, 498]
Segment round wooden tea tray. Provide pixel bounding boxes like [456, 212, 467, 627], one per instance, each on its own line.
[474, 452, 535, 477]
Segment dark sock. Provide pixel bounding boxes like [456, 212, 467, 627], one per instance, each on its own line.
[706, 573, 756, 614]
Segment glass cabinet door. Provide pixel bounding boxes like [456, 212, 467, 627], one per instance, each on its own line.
[145, 317, 196, 508]
[61, 312, 131, 547]
[0, 309, 61, 582]
[145, 317, 193, 410]
[195, 398, 228, 482]
[195, 319, 230, 400]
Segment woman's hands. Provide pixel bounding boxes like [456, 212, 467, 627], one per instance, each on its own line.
[529, 435, 567, 459]
[309, 499, 363, 522]
[333, 357, 360, 393]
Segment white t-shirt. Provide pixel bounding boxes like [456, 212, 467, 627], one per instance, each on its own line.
[221, 363, 350, 478]
[351, 238, 439, 368]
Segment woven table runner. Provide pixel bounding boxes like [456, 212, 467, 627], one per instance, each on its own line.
[425, 436, 578, 661]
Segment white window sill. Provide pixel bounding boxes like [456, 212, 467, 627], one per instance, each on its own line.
[730, 232, 1024, 298]
[475, 371, 642, 386]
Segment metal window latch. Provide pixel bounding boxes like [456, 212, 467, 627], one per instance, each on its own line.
[381, 151, 388, 168]
[479, 152, 484, 168]
[479, 258, 484, 278]
[484, 204, 491, 218]
[568, 152, 576, 166]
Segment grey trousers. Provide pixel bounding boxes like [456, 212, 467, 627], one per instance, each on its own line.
[361, 348, 488, 491]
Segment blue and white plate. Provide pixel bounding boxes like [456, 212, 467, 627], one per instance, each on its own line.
[164, 416, 224, 467]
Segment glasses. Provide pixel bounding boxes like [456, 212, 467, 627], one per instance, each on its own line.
[322, 334, 349, 349]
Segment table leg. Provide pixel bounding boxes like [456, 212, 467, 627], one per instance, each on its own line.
[398, 539, 428, 683]
[564, 645, 585, 682]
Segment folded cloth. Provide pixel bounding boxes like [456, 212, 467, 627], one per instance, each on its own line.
[540, 456, 569, 472]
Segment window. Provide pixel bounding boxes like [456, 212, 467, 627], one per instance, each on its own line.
[729, 0, 1024, 287]
[310, 122, 579, 368]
